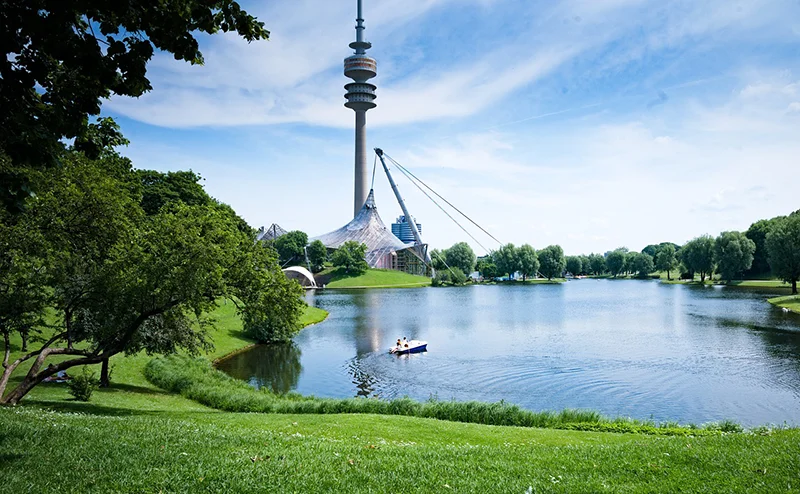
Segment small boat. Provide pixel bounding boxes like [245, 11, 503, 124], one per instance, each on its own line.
[389, 340, 428, 354]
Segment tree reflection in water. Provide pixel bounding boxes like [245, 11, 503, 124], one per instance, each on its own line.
[217, 343, 302, 394]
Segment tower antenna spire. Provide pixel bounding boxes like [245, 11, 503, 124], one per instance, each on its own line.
[344, 0, 377, 217]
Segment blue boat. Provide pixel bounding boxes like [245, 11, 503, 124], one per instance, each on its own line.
[389, 340, 428, 354]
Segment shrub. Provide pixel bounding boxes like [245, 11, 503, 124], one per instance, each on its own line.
[67, 367, 99, 402]
[144, 355, 728, 436]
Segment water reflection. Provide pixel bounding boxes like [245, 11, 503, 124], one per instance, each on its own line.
[216, 343, 302, 394]
[218, 282, 800, 425]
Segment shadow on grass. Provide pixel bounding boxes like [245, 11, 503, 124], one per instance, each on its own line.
[21, 400, 155, 416]
[99, 382, 171, 396]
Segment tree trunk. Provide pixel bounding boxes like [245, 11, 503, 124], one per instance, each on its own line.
[793, 279, 797, 295]
[100, 358, 110, 388]
[21, 331, 28, 352]
[66, 309, 73, 350]
[667, 269, 671, 281]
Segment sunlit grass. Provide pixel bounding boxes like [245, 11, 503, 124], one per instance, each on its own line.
[1, 406, 796, 493]
[322, 267, 430, 288]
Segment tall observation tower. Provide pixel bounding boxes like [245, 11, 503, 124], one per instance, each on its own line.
[344, 0, 377, 217]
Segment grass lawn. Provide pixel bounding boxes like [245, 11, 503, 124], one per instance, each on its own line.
[2, 406, 798, 493]
[768, 295, 800, 313]
[321, 267, 430, 288]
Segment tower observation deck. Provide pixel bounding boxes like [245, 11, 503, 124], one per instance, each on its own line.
[344, 0, 377, 217]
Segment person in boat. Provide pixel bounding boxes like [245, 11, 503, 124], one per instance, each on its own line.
[403, 337, 409, 348]
[396, 338, 402, 349]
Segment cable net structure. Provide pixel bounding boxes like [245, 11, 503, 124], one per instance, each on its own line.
[310, 190, 428, 275]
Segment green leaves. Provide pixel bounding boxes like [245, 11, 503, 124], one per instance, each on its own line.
[1, 0, 269, 208]
[766, 215, 800, 294]
[538, 245, 566, 281]
[714, 231, 756, 282]
[331, 241, 369, 275]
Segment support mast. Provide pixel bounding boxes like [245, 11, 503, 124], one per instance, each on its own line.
[375, 148, 424, 246]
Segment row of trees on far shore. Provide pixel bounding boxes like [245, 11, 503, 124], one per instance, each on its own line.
[447, 209, 798, 294]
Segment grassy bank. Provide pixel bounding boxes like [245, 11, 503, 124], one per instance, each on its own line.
[2, 406, 797, 493]
[145, 355, 734, 436]
[320, 267, 430, 288]
[1, 303, 328, 411]
[768, 295, 800, 313]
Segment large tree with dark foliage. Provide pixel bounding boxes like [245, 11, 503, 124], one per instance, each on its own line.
[766, 214, 800, 295]
[0, 149, 301, 405]
[538, 245, 566, 280]
[445, 242, 477, 275]
[681, 235, 715, 282]
[714, 231, 756, 282]
[0, 0, 269, 211]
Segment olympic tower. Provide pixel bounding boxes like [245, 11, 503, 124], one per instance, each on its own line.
[344, 0, 377, 217]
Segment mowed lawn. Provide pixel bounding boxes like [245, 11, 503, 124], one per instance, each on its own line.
[323, 267, 431, 288]
[2, 406, 798, 493]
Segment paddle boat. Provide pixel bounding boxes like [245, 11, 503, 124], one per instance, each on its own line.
[389, 340, 428, 355]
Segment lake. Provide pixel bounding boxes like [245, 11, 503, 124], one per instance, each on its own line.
[217, 280, 800, 426]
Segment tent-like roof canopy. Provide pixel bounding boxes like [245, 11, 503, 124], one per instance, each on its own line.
[311, 190, 423, 267]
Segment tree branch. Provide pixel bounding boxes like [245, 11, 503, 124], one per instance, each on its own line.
[2, 331, 9, 369]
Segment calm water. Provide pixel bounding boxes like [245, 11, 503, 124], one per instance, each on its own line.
[218, 280, 800, 426]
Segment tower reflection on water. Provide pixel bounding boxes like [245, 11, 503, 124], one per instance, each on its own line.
[348, 290, 423, 397]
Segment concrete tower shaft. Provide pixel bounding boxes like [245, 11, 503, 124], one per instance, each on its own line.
[344, 0, 377, 217]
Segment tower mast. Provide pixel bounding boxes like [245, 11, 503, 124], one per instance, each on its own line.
[344, 0, 377, 217]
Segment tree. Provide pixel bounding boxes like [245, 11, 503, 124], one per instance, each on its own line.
[475, 259, 499, 280]
[606, 250, 626, 278]
[589, 253, 606, 275]
[331, 241, 369, 274]
[642, 244, 659, 258]
[445, 242, 476, 275]
[137, 170, 211, 215]
[1, 0, 269, 211]
[566, 256, 582, 276]
[234, 242, 305, 343]
[0, 215, 49, 369]
[746, 218, 779, 277]
[430, 249, 448, 271]
[578, 255, 591, 275]
[538, 245, 566, 280]
[766, 215, 800, 294]
[448, 267, 468, 285]
[681, 235, 715, 282]
[492, 244, 519, 279]
[0, 151, 301, 404]
[273, 231, 308, 266]
[307, 240, 328, 273]
[624, 251, 638, 276]
[714, 231, 756, 282]
[517, 244, 539, 281]
[655, 244, 677, 280]
[632, 252, 655, 278]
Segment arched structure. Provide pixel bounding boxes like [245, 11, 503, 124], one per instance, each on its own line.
[282, 266, 317, 288]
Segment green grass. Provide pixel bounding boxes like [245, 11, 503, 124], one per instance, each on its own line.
[1, 303, 328, 412]
[145, 355, 735, 436]
[1, 406, 797, 493]
[768, 295, 800, 313]
[321, 267, 430, 288]
[724, 280, 793, 289]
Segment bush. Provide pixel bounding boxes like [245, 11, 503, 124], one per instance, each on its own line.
[67, 367, 99, 402]
[144, 355, 729, 436]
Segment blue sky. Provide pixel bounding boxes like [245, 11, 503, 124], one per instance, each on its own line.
[105, 0, 800, 256]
